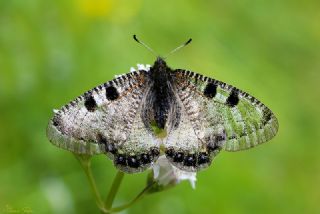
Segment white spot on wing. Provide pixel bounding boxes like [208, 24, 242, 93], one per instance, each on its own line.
[92, 91, 104, 106]
[114, 74, 125, 78]
[216, 92, 227, 102]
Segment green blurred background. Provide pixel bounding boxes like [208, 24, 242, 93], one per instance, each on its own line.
[1, 0, 320, 213]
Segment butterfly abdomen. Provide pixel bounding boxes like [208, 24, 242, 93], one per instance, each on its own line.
[148, 58, 178, 130]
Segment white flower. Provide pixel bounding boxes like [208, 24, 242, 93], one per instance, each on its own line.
[152, 155, 197, 189]
[137, 64, 151, 71]
[116, 64, 151, 78]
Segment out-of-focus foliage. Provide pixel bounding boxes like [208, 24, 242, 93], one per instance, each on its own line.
[0, 0, 319, 213]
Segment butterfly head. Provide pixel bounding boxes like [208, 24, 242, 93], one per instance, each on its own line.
[154, 57, 167, 68]
[132, 35, 191, 74]
[150, 57, 171, 75]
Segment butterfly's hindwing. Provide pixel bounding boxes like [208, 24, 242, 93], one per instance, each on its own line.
[163, 74, 225, 172]
[47, 69, 160, 173]
[164, 96, 220, 172]
[173, 69, 279, 153]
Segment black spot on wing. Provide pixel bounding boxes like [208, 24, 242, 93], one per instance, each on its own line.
[106, 86, 119, 100]
[262, 108, 272, 125]
[52, 114, 61, 127]
[207, 142, 220, 153]
[113, 146, 160, 171]
[198, 152, 209, 165]
[203, 82, 217, 98]
[96, 133, 107, 149]
[84, 94, 97, 112]
[140, 153, 151, 164]
[173, 152, 184, 162]
[150, 147, 160, 158]
[184, 154, 196, 166]
[96, 134, 118, 154]
[115, 155, 127, 166]
[226, 89, 239, 107]
[165, 147, 175, 158]
[165, 147, 213, 169]
[127, 156, 140, 168]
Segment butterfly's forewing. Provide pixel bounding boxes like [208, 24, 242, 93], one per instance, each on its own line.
[172, 69, 279, 153]
[47, 69, 160, 173]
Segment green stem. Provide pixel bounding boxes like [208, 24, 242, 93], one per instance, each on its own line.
[105, 171, 125, 210]
[110, 182, 155, 213]
[74, 154, 107, 212]
[75, 154, 154, 213]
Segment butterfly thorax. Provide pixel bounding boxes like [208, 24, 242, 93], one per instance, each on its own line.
[147, 57, 177, 130]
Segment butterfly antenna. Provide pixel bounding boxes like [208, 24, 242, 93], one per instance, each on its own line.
[133, 35, 157, 56]
[164, 38, 192, 59]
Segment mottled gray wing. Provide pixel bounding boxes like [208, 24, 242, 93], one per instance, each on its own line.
[47, 69, 160, 173]
[164, 69, 278, 172]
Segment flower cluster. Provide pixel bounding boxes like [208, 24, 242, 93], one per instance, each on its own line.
[152, 155, 197, 189]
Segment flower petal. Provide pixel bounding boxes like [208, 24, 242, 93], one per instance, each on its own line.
[152, 155, 197, 189]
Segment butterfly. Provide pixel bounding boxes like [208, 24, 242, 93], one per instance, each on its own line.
[47, 40, 278, 174]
